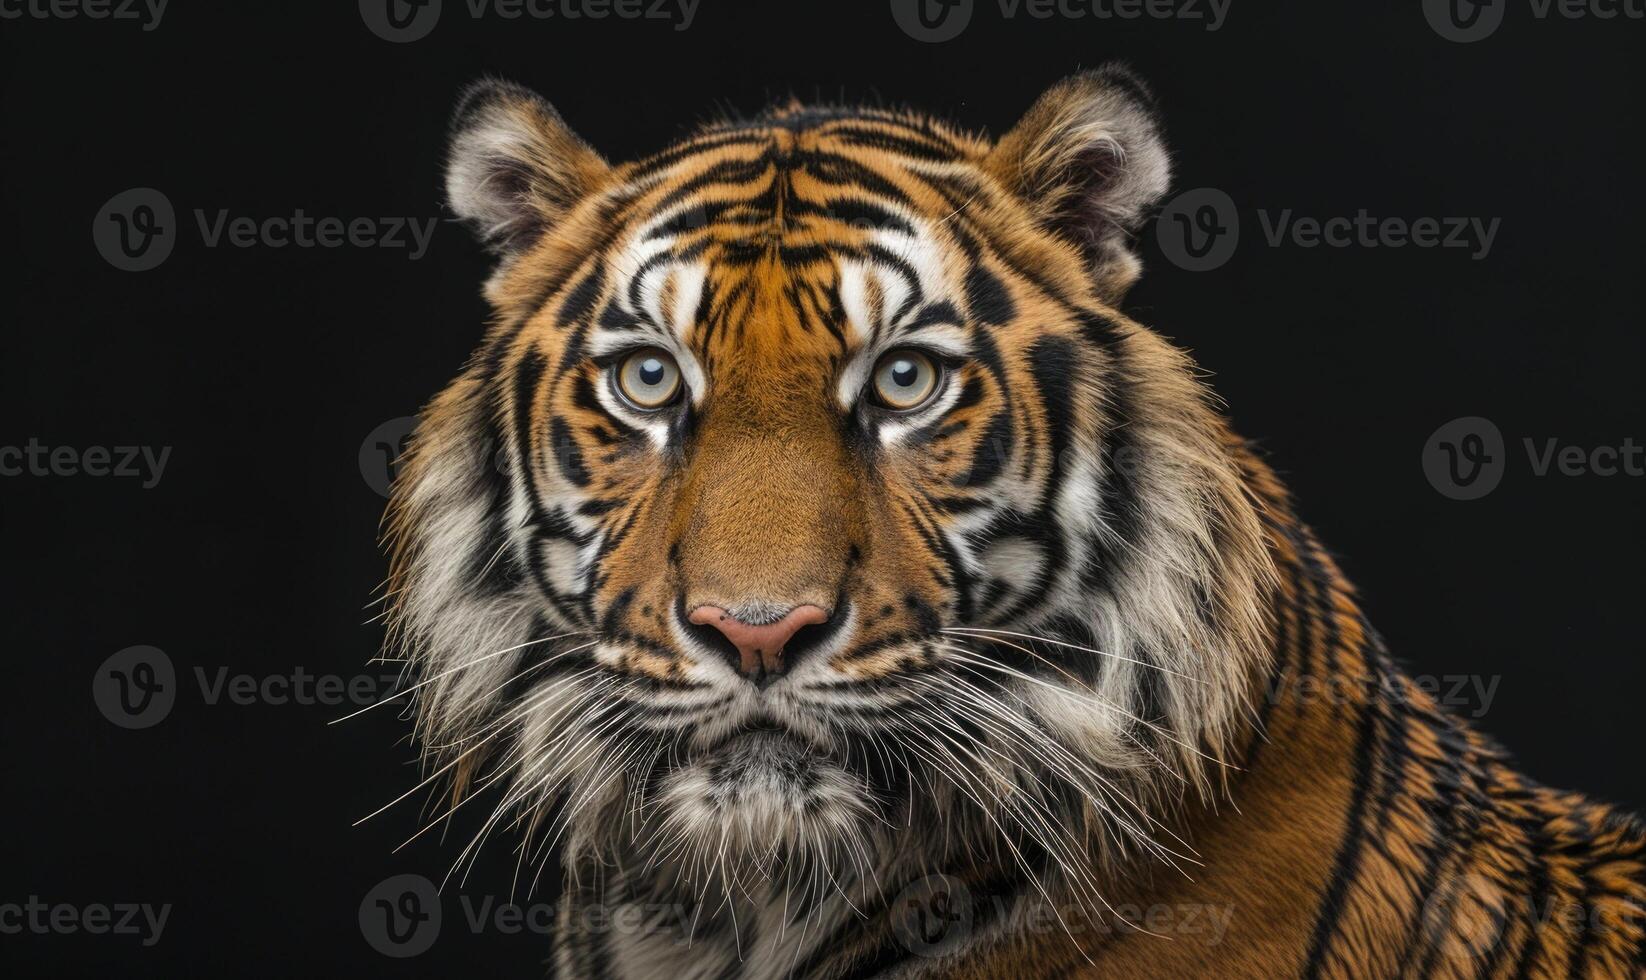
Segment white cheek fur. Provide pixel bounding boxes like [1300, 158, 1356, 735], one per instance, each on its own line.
[590, 374, 677, 451]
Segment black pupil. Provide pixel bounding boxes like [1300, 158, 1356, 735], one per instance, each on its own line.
[891, 360, 919, 389]
[638, 358, 665, 387]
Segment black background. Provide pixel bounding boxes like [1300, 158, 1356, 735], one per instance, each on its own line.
[2, 1, 1642, 975]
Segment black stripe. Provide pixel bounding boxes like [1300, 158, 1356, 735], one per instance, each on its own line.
[792, 196, 916, 236]
[1299, 667, 1386, 978]
[964, 264, 1016, 327]
[648, 152, 775, 215]
[826, 125, 962, 162]
[957, 410, 1013, 488]
[904, 301, 961, 332]
[625, 131, 772, 181]
[1082, 347, 1142, 596]
[549, 416, 590, 487]
[797, 149, 916, 207]
[510, 350, 550, 517]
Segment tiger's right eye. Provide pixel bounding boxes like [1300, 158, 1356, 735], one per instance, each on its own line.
[614, 348, 682, 410]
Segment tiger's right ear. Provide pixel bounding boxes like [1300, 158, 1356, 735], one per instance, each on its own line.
[446, 78, 609, 256]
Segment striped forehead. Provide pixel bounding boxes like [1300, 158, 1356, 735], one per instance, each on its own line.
[598, 232, 708, 345]
[597, 185, 970, 355]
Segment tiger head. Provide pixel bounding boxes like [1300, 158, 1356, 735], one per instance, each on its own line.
[385, 66, 1276, 908]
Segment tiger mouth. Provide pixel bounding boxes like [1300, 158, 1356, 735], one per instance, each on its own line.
[705, 720, 830, 762]
[665, 727, 846, 808]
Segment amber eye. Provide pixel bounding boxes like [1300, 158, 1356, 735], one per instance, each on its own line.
[870, 349, 941, 411]
[614, 348, 682, 410]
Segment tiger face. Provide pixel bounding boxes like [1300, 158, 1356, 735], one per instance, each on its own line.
[387, 67, 1275, 907]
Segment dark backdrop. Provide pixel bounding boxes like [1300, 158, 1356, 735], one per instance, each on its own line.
[2, 1, 1642, 975]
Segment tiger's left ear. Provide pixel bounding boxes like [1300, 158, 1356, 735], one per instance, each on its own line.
[985, 65, 1171, 302]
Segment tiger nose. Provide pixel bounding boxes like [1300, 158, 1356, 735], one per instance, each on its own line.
[687, 604, 830, 685]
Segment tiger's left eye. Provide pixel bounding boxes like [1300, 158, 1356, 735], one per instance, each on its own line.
[614, 348, 682, 410]
[870, 349, 941, 411]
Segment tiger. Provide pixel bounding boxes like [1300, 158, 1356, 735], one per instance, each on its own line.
[380, 65, 1646, 978]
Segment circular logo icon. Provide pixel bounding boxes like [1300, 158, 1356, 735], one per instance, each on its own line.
[360, 416, 419, 498]
[890, 873, 973, 958]
[1423, 416, 1506, 501]
[890, 0, 973, 42]
[93, 645, 177, 729]
[360, 874, 441, 957]
[1423, 0, 1506, 43]
[1155, 187, 1240, 272]
[93, 188, 176, 272]
[1418, 871, 1509, 962]
[360, 0, 442, 42]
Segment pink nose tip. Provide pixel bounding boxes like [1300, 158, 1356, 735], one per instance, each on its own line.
[688, 604, 830, 683]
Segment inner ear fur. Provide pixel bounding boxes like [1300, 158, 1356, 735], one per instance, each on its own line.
[445, 78, 610, 258]
[986, 65, 1172, 302]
